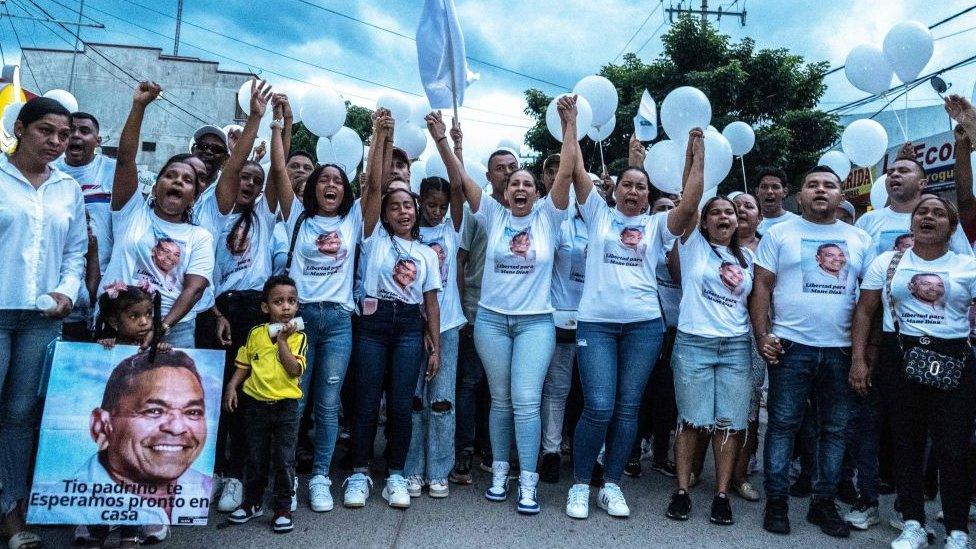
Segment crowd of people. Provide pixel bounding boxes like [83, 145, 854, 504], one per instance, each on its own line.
[2, 80, 976, 549]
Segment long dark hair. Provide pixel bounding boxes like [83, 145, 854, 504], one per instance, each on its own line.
[226, 160, 266, 253]
[301, 163, 354, 219]
[419, 176, 451, 226]
[700, 195, 748, 268]
[380, 188, 421, 241]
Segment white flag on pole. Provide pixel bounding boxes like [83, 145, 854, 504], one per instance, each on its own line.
[416, 0, 478, 111]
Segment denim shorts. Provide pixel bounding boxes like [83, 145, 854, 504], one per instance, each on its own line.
[671, 330, 752, 431]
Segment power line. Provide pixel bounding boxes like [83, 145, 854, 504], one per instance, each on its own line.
[4, 3, 41, 90]
[635, 19, 669, 55]
[612, 1, 663, 63]
[936, 24, 976, 41]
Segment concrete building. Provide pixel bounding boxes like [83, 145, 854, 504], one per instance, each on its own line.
[22, 43, 252, 170]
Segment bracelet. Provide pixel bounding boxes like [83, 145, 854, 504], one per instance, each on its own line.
[161, 322, 171, 335]
[270, 118, 284, 129]
[436, 136, 447, 143]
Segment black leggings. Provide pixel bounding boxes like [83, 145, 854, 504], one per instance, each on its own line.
[876, 333, 976, 533]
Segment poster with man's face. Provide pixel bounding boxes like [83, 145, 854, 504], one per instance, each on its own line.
[27, 342, 223, 526]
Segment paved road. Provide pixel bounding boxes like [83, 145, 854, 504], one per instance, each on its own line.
[34, 447, 941, 549]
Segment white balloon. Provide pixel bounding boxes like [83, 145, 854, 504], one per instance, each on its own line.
[496, 138, 521, 155]
[573, 75, 618, 127]
[2, 102, 23, 135]
[644, 140, 684, 194]
[376, 92, 412, 123]
[841, 119, 889, 167]
[42, 89, 78, 113]
[409, 97, 432, 127]
[465, 161, 489, 190]
[425, 154, 449, 179]
[703, 129, 733, 189]
[818, 150, 852, 181]
[870, 173, 888, 210]
[883, 21, 934, 84]
[587, 116, 616, 141]
[660, 86, 711, 142]
[236, 80, 253, 114]
[315, 126, 363, 174]
[545, 94, 593, 142]
[395, 123, 428, 160]
[301, 86, 346, 138]
[845, 44, 894, 96]
[410, 159, 427, 194]
[722, 121, 755, 156]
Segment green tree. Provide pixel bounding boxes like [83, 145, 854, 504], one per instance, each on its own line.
[522, 16, 840, 194]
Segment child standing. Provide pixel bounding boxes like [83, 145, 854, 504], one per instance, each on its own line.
[224, 275, 307, 533]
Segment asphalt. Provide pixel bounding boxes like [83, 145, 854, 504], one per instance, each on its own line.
[32, 441, 947, 549]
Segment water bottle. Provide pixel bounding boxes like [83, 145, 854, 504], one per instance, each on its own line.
[36, 294, 57, 314]
[268, 317, 305, 337]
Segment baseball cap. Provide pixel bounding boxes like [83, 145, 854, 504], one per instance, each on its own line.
[391, 147, 411, 165]
[192, 125, 229, 151]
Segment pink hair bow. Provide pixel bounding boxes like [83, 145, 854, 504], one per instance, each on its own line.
[103, 281, 128, 300]
[136, 279, 156, 296]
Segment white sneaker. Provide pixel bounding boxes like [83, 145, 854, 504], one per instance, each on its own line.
[485, 461, 510, 501]
[891, 520, 929, 549]
[517, 471, 540, 515]
[343, 473, 372, 508]
[382, 474, 411, 508]
[946, 531, 970, 549]
[406, 475, 425, 498]
[428, 479, 449, 499]
[598, 482, 630, 518]
[566, 483, 590, 519]
[309, 475, 334, 512]
[845, 502, 880, 530]
[140, 524, 169, 543]
[216, 477, 243, 512]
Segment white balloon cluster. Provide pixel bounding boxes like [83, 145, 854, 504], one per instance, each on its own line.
[844, 20, 934, 95]
[43, 89, 79, 113]
[388, 94, 432, 160]
[316, 126, 364, 175]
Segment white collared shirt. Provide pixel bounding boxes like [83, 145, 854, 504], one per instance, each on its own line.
[0, 155, 87, 309]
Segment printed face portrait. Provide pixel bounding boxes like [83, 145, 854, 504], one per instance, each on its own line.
[151, 239, 182, 274]
[893, 233, 915, 252]
[95, 366, 206, 484]
[510, 231, 531, 258]
[719, 262, 745, 292]
[908, 273, 946, 307]
[816, 243, 847, 275]
[228, 223, 250, 256]
[316, 231, 342, 256]
[429, 242, 446, 268]
[394, 258, 418, 290]
[620, 227, 644, 249]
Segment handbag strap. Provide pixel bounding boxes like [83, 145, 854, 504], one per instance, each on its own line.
[883, 250, 906, 338]
[283, 212, 307, 277]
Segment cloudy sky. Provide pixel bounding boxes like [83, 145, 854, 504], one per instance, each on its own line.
[3, 0, 975, 158]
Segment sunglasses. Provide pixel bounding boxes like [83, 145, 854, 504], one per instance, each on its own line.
[194, 141, 228, 156]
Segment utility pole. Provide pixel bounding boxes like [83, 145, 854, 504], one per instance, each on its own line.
[665, 0, 747, 27]
[173, 0, 183, 55]
[68, 0, 85, 92]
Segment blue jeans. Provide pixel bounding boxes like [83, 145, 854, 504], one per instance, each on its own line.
[455, 326, 489, 455]
[573, 319, 664, 483]
[350, 301, 425, 473]
[474, 307, 555, 473]
[841, 385, 880, 503]
[297, 301, 353, 477]
[0, 310, 61, 513]
[405, 326, 460, 481]
[163, 317, 196, 348]
[764, 340, 854, 501]
[671, 331, 752, 431]
[541, 338, 576, 454]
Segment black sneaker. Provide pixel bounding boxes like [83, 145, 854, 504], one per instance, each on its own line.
[479, 452, 493, 473]
[539, 452, 561, 484]
[272, 510, 293, 533]
[450, 449, 474, 485]
[837, 478, 858, 506]
[806, 497, 850, 538]
[666, 490, 692, 521]
[650, 459, 677, 478]
[624, 457, 643, 478]
[709, 493, 734, 525]
[763, 497, 791, 534]
[789, 474, 812, 498]
[589, 461, 605, 488]
[228, 503, 264, 524]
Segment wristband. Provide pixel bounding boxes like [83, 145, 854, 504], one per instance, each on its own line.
[271, 119, 284, 129]
[436, 136, 447, 143]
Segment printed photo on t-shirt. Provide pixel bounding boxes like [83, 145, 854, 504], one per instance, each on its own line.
[801, 239, 852, 295]
[218, 221, 255, 282]
[423, 237, 449, 286]
[701, 250, 747, 307]
[301, 229, 349, 277]
[137, 233, 185, 292]
[494, 226, 536, 275]
[879, 230, 914, 253]
[570, 232, 587, 284]
[377, 254, 419, 302]
[604, 219, 646, 267]
[904, 270, 948, 316]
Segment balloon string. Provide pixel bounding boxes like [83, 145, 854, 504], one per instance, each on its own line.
[599, 140, 606, 173]
[886, 90, 910, 143]
[740, 156, 747, 193]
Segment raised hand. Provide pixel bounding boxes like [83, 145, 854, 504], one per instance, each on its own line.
[629, 134, 646, 166]
[450, 120, 463, 148]
[425, 110, 447, 140]
[945, 94, 976, 125]
[557, 94, 578, 124]
[688, 127, 704, 159]
[249, 79, 273, 119]
[133, 81, 161, 106]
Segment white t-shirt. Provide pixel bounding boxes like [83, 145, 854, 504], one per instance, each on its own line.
[576, 193, 679, 323]
[361, 233, 441, 305]
[196, 194, 277, 295]
[474, 195, 567, 315]
[861, 249, 976, 338]
[102, 193, 215, 319]
[856, 206, 974, 256]
[677, 228, 754, 338]
[551, 211, 587, 311]
[755, 216, 875, 347]
[271, 221, 289, 275]
[656, 246, 682, 329]
[285, 196, 362, 310]
[420, 221, 466, 332]
[758, 210, 798, 235]
[54, 155, 116, 273]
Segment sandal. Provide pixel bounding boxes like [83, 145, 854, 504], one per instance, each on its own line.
[7, 531, 42, 549]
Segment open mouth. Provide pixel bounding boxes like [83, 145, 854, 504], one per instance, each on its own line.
[67, 141, 84, 153]
[166, 188, 184, 200]
[323, 190, 338, 201]
[717, 221, 732, 230]
[396, 215, 412, 226]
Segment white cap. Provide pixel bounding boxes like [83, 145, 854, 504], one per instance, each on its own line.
[192, 125, 229, 150]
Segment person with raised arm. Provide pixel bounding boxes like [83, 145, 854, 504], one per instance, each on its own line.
[102, 82, 215, 349]
[564, 115, 703, 520]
